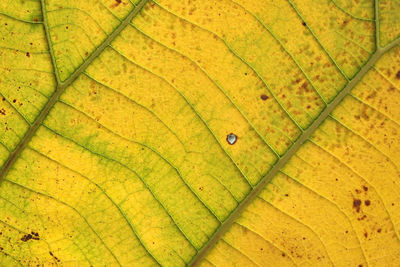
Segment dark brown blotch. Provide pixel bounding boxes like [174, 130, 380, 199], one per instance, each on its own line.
[21, 234, 32, 242]
[396, 71, 400, 79]
[260, 94, 269, 101]
[49, 251, 61, 262]
[31, 232, 39, 239]
[353, 199, 362, 212]
[365, 200, 371, 206]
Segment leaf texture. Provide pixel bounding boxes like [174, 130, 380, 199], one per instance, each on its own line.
[0, 0, 399, 266]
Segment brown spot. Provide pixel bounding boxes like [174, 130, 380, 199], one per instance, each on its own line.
[0, 109, 6, 115]
[396, 71, 400, 79]
[26, 52, 30, 57]
[353, 199, 362, 212]
[198, 186, 203, 191]
[282, 253, 286, 257]
[21, 234, 32, 242]
[306, 105, 311, 109]
[377, 228, 382, 233]
[359, 265, 363, 267]
[364, 232, 368, 238]
[362, 186, 368, 191]
[355, 189, 362, 194]
[111, 0, 122, 8]
[49, 251, 61, 262]
[284, 194, 289, 197]
[302, 21, 306, 26]
[31, 232, 39, 239]
[357, 215, 367, 221]
[365, 200, 371, 206]
[260, 247, 263, 251]
[260, 94, 269, 101]
[361, 109, 370, 120]
[12, 99, 16, 103]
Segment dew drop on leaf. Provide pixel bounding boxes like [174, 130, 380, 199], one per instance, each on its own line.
[226, 133, 237, 145]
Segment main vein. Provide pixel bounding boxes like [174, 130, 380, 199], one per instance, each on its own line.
[189, 38, 400, 267]
[0, 0, 149, 182]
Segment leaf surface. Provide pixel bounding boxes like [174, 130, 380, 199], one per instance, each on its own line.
[0, 0, 399, 266]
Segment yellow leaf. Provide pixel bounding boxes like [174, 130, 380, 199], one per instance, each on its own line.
[0, 0, 399, 266]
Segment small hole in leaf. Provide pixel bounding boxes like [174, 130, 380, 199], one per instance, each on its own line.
[226, 133, 237, 145]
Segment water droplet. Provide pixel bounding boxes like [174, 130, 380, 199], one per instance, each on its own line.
[226, 133, 237, 145]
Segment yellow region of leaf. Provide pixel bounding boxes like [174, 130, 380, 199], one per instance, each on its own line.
[202, 45, 400, 267]
[379, 0, 400, 47]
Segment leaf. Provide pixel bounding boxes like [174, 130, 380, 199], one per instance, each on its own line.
[0, 0, 399, 266]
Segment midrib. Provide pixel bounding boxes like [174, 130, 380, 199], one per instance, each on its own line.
[189, 38, 400, 266]
[0, 0, 149, 183]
